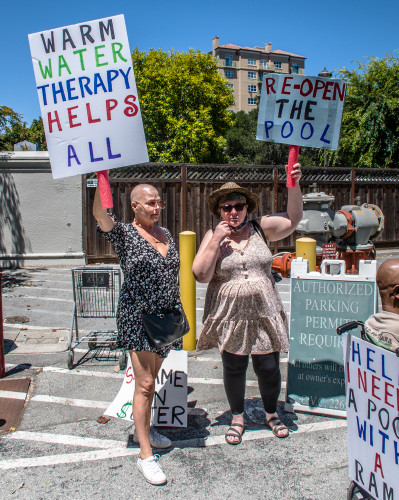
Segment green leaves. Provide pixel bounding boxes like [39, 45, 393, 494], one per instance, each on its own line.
[132, 48, 234, 163]
[335, 54, 399, 168]
[0, 107, 46, 151]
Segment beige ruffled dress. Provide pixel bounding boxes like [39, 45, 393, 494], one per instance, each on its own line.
[197, 223, 289, 355]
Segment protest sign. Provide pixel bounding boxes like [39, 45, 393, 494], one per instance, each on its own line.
[345, 335, 399, 498]
[28, 15, 148, 179]
[256, 74, 346, 150]
[287, 272, 376, 416]
[105, 350, 188, 427]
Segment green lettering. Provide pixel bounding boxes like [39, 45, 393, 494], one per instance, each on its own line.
[73, 48, 87, 71]
[58, 55, 71, 77]
[95, 45, 108, 67]
[38, 59, 53, 79]
[111, 42, 127, 63]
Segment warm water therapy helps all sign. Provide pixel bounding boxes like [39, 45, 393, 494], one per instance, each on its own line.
[256, 74, 346, 149]
[29, 15, 148, 179]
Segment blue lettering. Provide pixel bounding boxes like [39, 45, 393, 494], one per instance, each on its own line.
[352, 341, 361, 365]
[37, 84, 49, 106]
[66, 78, 78, 101]
[119, 67, 131, 89]
[281, 121, 293, 138]
[89, 142, 103, 163]
[106, 137, 121, 159]
[320, 124, 331, 144]
[356, 416, 367, 441]
[381, 354, 392, 381]
[301, 122, 314, 140]
[366, 348, 376, 374]
[67, 145, 81, 167]
[93, 73, 107, 94]
[51, 81, 66, 104]
[106, 70, 119, 91]
[264, 121, 274, 138]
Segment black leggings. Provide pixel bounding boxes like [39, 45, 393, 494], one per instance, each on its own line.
[221, 350, 281, 415]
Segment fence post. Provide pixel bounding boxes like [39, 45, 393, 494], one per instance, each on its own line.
[181, 164, 187, 232]
[0, 273, 5, 378]
[351, 168, 355, 205]
[273, 167, 278, 254]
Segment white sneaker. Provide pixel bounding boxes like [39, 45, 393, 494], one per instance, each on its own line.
[137, 454, 167, 485]
[133, 426, 172, 449]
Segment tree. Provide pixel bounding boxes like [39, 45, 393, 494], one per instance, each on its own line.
[132, 48, 234, 163]
[0, 106, 46, 151]
[331, 54, 399, 168]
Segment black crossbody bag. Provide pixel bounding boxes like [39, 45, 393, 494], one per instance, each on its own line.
[250, 220, 283, 283]
[142, 305, 190, 348]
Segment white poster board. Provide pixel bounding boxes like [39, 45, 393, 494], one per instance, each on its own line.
[28, 14, 148, 179]
[256, 74, 346, 149]
[345, 335, 399, 497]
[105, 350, 188, 427]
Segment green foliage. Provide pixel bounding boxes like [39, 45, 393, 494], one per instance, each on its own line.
[333, 54, 399, 168]
[0, 106, 46, 151]
[132, 48, 234, 163]
[225, 109, 290, 165]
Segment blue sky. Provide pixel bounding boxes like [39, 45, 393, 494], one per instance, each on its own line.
[2, 0, 398, 125]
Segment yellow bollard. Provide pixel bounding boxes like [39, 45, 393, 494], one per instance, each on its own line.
[296, 237, 317, 272]
[179, 231, 197, 351]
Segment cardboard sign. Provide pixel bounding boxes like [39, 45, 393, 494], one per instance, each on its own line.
[287, 273, 376, 416]
[345, 335, 399, 498]
[105, 350, 188, 427]
[256, 74, 346, 150]
[28, 15, 148, 179]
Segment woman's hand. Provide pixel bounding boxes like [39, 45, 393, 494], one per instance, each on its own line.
[213, 221, 231, 243]
[285, 163, 302, 183]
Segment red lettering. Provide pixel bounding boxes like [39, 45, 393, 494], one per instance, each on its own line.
[333, 82, 346, 101]
[126, 366, 134, 384]
[67, 106, 81, 128]
[47, 110, 62, 133]
[312, 79, 325, 98]
[357, 368, 367, 392]
[374, 453, 384, 478]
[384, 382, 394, 408]
[265, 77, 276, 94]
[86, 103, 101, 124]
[300, 78, 313, 97]
[281, 76, 293, 95]
[322, 81, 334, 100]
[371, 375, 381, 400]
[106, 99, 118, 120]
[124, 95, 139, 117]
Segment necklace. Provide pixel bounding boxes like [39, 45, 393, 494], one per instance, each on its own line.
[133, 221, 166, 246]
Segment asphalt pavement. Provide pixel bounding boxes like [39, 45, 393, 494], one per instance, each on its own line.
[1, 251, 398, 499]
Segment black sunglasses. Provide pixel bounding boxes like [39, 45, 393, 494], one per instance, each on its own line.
[220, 203, 247, 213]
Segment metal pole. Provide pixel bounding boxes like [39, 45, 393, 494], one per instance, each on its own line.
[0, 273, 5, 378]
[350, 168, 355, 205]
[181, 164, 187, 232]
[179, 231, 196, 351]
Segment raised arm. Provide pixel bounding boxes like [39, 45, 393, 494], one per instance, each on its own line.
[259, 163, 303, 242]
[93, 186, 115, 232]
[192, 222, 231, 283]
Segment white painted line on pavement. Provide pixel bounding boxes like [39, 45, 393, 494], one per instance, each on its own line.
[4, 295, 73, 303]
[0, 419, 347, 470]
[30, 394, 109, 409]
[0, 391, 27, 400]
[0, 447, 138, 470]
[8, 431, 125, 449]
[41, 366, 124, 379]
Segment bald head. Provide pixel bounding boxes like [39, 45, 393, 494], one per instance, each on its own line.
[376, 258, 399, 313]
[130, 184, 159, 203]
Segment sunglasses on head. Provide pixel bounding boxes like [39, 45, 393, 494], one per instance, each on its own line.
[220, 203, 246, 213]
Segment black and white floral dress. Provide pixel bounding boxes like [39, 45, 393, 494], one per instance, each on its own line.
[98, 222, 182, 358]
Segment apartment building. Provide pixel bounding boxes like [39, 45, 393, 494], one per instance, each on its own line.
[212, 36, 306, 113]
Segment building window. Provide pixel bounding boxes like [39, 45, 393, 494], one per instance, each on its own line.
[292, 63, 299, 74]
[224, 69, 234, 78]
[248, 85, 257, 92]
[248, 98, 257, 105]
[248, 71, 256, 79]
[248, 58, 256, 66]
[274, 61, 282, 69]
[225, 55, 233, 67]
[261, 60, 267, 69]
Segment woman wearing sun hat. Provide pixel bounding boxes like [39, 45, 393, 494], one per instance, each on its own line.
[192, 164, 303, 444]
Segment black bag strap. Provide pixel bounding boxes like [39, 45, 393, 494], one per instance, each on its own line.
[250, 219, 268, 245]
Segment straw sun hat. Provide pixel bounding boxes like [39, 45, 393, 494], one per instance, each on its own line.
[207, 182, 259, 217]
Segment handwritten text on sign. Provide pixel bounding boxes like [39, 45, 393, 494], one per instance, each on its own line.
[105, 350, 188, 427]
[256, 74, 346, 149]
[345, 335, 399, 498]
[28, 15, 148, 179]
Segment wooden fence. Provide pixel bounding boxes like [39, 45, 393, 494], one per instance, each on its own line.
[83, 164, 399, 263]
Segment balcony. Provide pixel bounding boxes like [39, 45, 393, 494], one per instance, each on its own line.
[221, 61, 237, 68]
